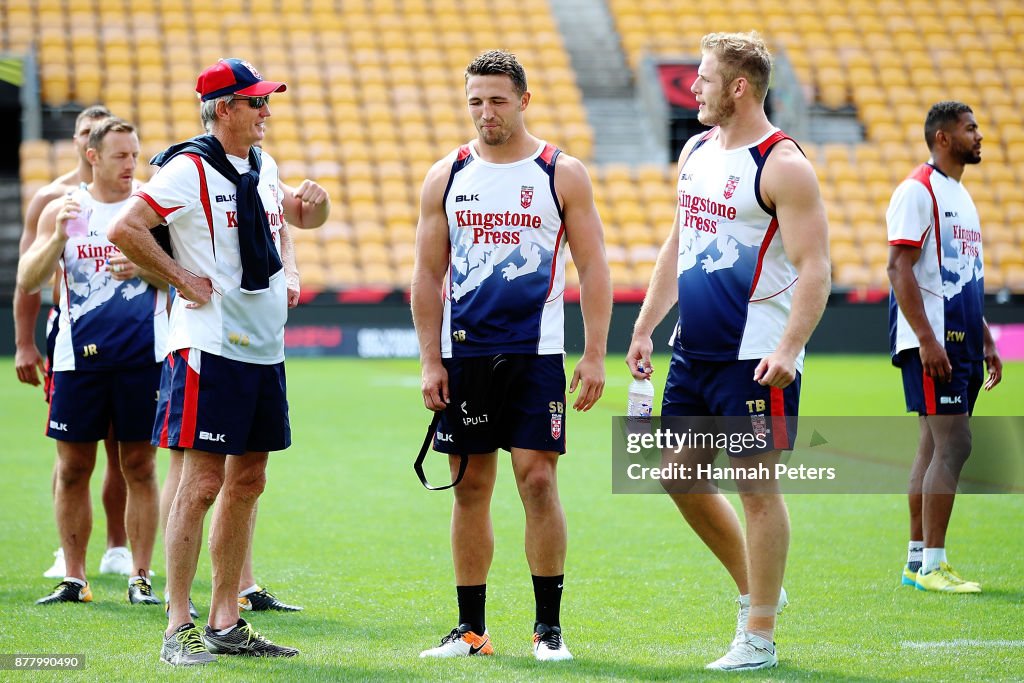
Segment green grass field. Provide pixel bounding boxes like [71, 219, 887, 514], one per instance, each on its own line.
[1, 355, 1022, 681]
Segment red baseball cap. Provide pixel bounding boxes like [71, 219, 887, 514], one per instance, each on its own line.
[196, 58, 287, 102]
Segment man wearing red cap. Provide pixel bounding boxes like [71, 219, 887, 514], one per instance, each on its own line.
[110, 58, 330, 666]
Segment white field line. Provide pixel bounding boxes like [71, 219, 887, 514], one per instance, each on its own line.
[901, 640, 1024, 649]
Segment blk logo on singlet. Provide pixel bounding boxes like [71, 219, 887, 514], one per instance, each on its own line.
[455, 194, 479, 202]
[521, 185, 534, 208]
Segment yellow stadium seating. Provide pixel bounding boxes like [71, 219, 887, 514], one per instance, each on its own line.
[10, 0, 1023, 292]
[601, 0, 1022, 290]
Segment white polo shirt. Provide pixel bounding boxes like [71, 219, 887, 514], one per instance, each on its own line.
[136, 150, 287, 364]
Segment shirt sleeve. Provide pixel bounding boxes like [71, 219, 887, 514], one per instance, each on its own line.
[886, 179, 933, 247]
[133, 154, 201, 223]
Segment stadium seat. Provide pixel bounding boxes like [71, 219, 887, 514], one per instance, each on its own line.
[10, 0, 1022, 294]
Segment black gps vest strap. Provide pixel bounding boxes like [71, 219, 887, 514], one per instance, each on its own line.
[415, 411, 468, 491]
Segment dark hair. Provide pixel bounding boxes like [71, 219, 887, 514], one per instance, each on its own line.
[925, 101, 973, 150]
[75, 105, 113, 130]
[465, 49, 528, 96]
[88, 117, 136, 151]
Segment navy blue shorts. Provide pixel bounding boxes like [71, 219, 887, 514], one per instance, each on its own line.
[898, 350, 983, 416]
[662, 354, 800, 454]
[153, 348, 290, 455]
[434, 354, 567, 455]
[47, 364, 161, 442]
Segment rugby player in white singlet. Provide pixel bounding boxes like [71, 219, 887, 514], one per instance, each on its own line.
[18, 117, 166, 607]
[626, 32, 830, 671]
[413, 49, 611, 662]
[15, 106, 135, 580]
[887, 101, 1001, 594]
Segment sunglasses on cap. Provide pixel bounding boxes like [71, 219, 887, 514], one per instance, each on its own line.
[231, 95, 270, 109]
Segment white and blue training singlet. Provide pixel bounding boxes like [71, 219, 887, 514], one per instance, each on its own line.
[53, 184, 168, 371]
[674, 127, 803, 370]
[887, 162, 985, 363]
[440, 141, 567, 358]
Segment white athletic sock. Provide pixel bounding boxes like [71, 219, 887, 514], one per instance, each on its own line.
[214, 623, 237, 636]
[239, 584, 261, 597]
[922, 547, 947, 573]
[63, 576, 86, 586]
[129, 574, 149, 585]
[907, 541, 924, 566]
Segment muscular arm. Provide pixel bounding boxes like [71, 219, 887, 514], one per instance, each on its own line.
[281, 180, 330, 229]
[108, 198, 213, 306]
[558, 154, 611, 411]
[887, 244, 951, 382]
[17, 198, 68, 295]
[13, 186, 63, 384]
[411, 160, 453, 411]
[756, 142, 831, 388]
[627, 138, 696, 380]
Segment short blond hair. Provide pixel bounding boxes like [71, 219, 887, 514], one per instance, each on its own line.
[700, 31, 773, 101]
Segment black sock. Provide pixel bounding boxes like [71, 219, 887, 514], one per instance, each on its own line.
[456, 584, 486, 635]
[532, 574, 564, 628]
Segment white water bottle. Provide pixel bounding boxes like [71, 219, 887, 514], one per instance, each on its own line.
[627, 377, 655, 419]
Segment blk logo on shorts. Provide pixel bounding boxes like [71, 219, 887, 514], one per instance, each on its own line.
[199, 430, 227, 443]
[49, 420, 68, 432]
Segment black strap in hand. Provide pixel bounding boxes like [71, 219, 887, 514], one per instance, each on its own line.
[415, 412, 468, 491]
